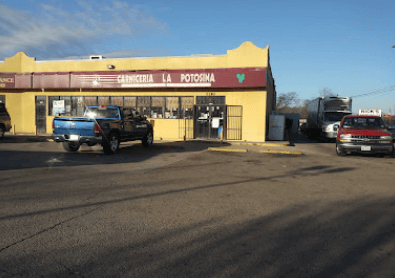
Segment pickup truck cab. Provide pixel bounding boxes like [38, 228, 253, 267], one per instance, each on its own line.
[52, 105, 153, 154]
[336, 115, 394, 157]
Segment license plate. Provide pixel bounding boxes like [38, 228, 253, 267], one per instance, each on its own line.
[69, 135, 79, 141]
[361, 146, 371, 151]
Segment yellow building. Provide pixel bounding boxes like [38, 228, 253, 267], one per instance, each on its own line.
[0, 41, 276, 142]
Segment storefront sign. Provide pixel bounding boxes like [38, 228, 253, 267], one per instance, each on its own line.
[4, 67, 266, 89]
[71, 68, 266, 89]
[0, 73, 15, 89]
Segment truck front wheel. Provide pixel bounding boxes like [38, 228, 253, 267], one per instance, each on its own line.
[103, 132, 119, 154]
[63, 141, 80, 152]
[336, 144, 345, 157]
[142, 131, 153, 147]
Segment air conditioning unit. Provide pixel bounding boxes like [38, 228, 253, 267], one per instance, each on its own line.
[89, 55, 103, 60]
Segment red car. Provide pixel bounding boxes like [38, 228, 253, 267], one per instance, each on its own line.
[336, 115, 394, 157]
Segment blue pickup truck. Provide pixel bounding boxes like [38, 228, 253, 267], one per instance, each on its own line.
[52, 105, 153, 154]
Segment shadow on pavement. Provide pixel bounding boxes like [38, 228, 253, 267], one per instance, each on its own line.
[2, 196, 395, 277]
[0, 134, 50, 143]
[0, 140, 230, 170]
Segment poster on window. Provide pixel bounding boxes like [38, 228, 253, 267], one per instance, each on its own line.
[53, 100, 65, 115]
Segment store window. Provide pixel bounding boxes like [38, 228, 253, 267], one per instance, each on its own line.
[48, 96, 84, 116]
[151, 97, 165, 118]
[124, 96, 136, 107]
[59, 96, 71, 116]
[98, 96, 110, 106]
[84, 96, 98, 106]
[137, 96, 150, 116]
[181, 96, 194, 119]
[71, 97, 84, 116]
[0, 95, 5, 104]
[165, 96, 179, 119]
[111, 96, 123, 106]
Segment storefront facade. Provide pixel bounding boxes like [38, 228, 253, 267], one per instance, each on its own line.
[0, 41, 276, 142]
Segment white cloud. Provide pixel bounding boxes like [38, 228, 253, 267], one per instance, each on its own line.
[0, 1, 170, 60]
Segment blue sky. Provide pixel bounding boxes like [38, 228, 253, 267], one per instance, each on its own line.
[1, 0, 395, 113]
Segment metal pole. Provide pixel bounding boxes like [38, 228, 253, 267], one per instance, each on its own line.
[184, 117, 186, 141]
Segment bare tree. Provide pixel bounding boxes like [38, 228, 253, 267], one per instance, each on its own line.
[276, 92, 300, 109]
[319, 87, 335, 97]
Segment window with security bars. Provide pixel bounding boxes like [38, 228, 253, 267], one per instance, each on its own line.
[84, 96, 98, 107]
[137, 96, 150, 116]
[181, 96, 194, 119]
[151, 97, 165, 118]
[111, 96, 124, 106]
[47, 95, 196, 119]
[124, 96, 136, 107]
[165, 96, 179, 119]
[98, 96, 110, 106]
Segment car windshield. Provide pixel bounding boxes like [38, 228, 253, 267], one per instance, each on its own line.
[342, 117, 386, 129]
[84, 107, 120, 119]
[323, 112, 351, 122]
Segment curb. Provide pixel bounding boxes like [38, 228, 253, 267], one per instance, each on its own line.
[208, 147, 302, 155]
[233, 142, 290, 147]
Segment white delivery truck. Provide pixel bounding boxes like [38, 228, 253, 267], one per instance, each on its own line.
[306, 96, 352, 139]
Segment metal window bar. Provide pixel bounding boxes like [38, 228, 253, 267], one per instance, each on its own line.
[226, 105, 242, 140]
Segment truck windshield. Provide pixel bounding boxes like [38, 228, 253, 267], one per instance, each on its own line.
[84, 107, 120, 119]
[342, 117, 386, 129]
[324, 112, 351, 122]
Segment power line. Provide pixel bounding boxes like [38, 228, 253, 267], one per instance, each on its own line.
[350, 86, 395, 98]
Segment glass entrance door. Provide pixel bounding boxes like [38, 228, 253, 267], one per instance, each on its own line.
[194, 104, 225, 139]
[35, 96, 46, 133]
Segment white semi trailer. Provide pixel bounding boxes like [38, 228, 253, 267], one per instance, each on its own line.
[306, 96, 352, 139]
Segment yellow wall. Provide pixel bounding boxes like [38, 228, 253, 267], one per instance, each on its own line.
[226, 91, 267, 141]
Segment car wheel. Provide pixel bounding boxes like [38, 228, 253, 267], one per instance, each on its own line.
[336, 144, 345, 156]
[103, 132, 119, 154]
[386, 146, 394, 158]
[142, 131, 153, 147]
[0, 126, 5, 139]
[62, 141, 80, 152]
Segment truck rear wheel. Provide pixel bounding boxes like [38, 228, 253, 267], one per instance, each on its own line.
[142, 131, 153, 147]
[63, 141, 80, 152]
[103, 132, 119, 154]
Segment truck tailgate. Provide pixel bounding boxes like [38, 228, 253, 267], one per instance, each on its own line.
[53, 118, 96, 136]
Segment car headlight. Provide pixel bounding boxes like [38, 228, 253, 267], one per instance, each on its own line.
[339, 134, 352, 142]
[379, 136, 393, 144]
[340, 134, 352, 139]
